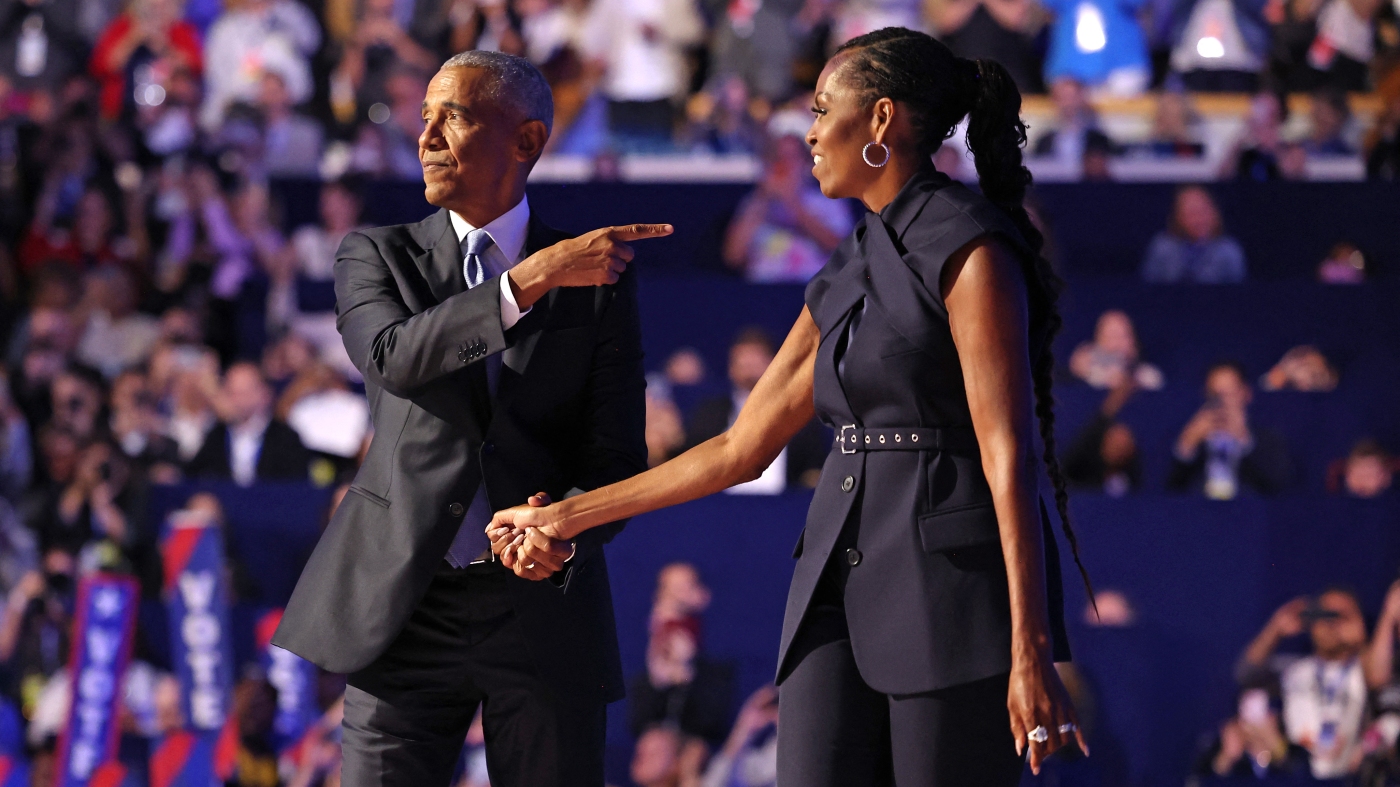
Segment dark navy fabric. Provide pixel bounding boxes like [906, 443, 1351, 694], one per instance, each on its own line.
[777, 167, 1071, 695]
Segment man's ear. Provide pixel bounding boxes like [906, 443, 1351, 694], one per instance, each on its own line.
[516, 119, 549, 162]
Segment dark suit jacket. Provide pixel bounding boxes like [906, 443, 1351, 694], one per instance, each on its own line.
[684, 394, 828, 489]
[779, 167, 1070, 695]
[273, 208, 646, 705]
[184, 420, 311, 482]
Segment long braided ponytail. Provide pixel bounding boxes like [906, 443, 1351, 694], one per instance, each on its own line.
[834, 28, 1094, 602]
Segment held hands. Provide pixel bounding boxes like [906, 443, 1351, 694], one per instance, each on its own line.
[507, 224, 673, 310]
[487, 493, 575, 581]
[1009, 654, 1088, 774]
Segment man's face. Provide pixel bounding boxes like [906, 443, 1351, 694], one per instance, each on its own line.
[1345, 456, 1392, 498]
[419, 67, 541, 212]
[1310, 591, 1366, 660]
[221, 365, 271, 426]
[1205, 367, 1251, 412]
[729, 343, 772, 393]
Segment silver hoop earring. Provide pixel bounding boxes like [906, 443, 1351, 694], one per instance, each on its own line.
[862, 142, 890, 168]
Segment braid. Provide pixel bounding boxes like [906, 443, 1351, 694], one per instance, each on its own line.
[1030, 274, 1096, 606]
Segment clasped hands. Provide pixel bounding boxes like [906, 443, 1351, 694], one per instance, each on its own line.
[486, 493, 575, 581]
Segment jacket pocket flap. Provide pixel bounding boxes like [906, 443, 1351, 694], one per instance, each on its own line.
[346, 485, 391, 508]
[917, 503, 999, 553]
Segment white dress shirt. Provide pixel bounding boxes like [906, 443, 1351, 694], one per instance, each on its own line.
[228, 414, 271, 487]
[447, 196, 533, 329]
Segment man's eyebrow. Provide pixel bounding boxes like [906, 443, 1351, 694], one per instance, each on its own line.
[422, 100, 472, 114]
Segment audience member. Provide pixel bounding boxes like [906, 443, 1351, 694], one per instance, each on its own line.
[185, 361, 310, 485]
[328, 0, 443, 129]
[1316, 240, 1369, 282]
[73, 266, 160, 378]
[705, 0, 803, 104]
[1168, 0, 1270, 91]
[1366, 579, 1400, 690]
[255, 71, 324, 177]
[107, 369, 181, 481]
[1141, 185, 1247, 283]
[1304, 88, 1356, 155]
[930, 0, 1045, 94]
[1168, 361, 1292, 498]
[1365, 73, 1400, 179]
[645, 376, 687, 467]
[681, 75, 766, 155]
[580, 0, 705, 151]
[1040, 0, 1151, 95]
[88, 0, 203, 121]
[722, 133, 852, 283]
[700, 685, 778, 787]
[46, 364, 104, 442]
[1194, 686, 1313, 779]
[1327, 438, 1396, 498]
[631, 724, 708, 787]
[275, 361, 370, 481]
[685, 327, 827, 493]
[1223, 91, 1289, 181]
[1033, 78, 1117, 169]
[0, 371, 32, 501]
[150, 343, 220, 461]
[1306, 0, 1384, 91]
[1260, 344, 1338, 392]
[1240, 590, 1369, 780]
[1138, 89, 1207, 157]
[1069, 309, 1165, 391]
[1063, 379, 1142, 496]
[200, 0, 320, 131]
[631, 564, 733, 747]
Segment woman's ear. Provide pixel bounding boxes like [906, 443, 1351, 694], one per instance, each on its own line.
[870, 97, 896, 145]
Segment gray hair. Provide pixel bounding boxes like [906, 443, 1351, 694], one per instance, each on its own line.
[440, 50, 554, 135]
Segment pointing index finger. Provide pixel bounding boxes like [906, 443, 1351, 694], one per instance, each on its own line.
[609, 223, 674, 241]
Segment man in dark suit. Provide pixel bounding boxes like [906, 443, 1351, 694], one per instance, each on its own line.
[185, 362, 310, 484]
[272, 50, 667, 787]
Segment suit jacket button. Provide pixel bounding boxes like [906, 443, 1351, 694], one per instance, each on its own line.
[846, 548, 862, 566]
[448, 502, 464, 517]
[458, 349, 469, 363]
[841, 475, 855, 492]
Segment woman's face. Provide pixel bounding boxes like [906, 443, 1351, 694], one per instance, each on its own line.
[806, 56, 878, 200]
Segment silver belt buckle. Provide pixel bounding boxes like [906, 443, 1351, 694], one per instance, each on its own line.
[839, 424, 857, 455]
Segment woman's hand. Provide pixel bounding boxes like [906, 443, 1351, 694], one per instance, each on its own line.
[1008, 654, 1087, 774]
[488, 493, 574, 581]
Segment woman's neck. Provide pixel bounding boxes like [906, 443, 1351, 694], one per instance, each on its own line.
[859, 156, 927, 214]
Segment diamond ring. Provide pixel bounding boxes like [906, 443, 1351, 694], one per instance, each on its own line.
[525, 562, 537, 570]
[1059, 723, 1077, 734]
[1028, 726, 1049, 744]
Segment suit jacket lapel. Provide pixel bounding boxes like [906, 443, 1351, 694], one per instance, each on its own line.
[413, 208, 467, 306]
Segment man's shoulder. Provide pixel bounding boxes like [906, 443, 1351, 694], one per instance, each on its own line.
[339, 212, 447, 257]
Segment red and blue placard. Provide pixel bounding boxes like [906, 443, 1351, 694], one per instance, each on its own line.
[256, 610, 319, 752]
[148, 724, 238, 787]
[54, 574, 139, 787]
[161, 512, 235, 733]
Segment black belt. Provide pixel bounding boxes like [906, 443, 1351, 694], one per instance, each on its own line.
[833, 425, 980, 454]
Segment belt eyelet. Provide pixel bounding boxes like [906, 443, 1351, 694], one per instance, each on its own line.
[895, 434, 901, 442]
[879, 435, 886, 444]
[912, 434, 919, 442]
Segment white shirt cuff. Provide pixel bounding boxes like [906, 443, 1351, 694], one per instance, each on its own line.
[499, 272, 531, 329]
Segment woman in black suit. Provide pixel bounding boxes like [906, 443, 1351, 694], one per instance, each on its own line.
[492, 27, 1091, 784]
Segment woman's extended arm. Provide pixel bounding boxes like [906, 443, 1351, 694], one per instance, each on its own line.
[489, 307, 821, 549]
[942, 237, 1086, 773]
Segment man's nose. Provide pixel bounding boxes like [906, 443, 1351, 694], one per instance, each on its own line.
[420, 118, 443, 151]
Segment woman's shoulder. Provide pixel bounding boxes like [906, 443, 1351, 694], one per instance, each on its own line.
[902, 183, 1031, 262]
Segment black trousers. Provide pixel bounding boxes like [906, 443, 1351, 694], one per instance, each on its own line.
[776, 534, 1023, 787]
[342, 565, 606, 787]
